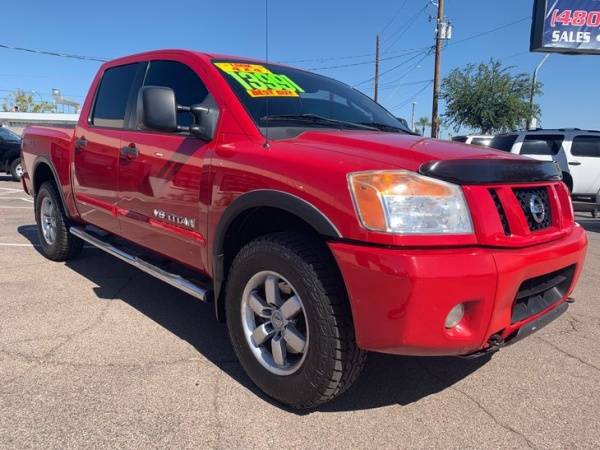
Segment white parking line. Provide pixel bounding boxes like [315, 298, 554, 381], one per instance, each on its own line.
[0, 187, 23, 192]
[0, 242, 97, 249]
[0, 197, 34, 203]
[0, 206, 32, 209]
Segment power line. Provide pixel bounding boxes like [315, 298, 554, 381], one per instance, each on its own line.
[378, 78, 433, 91]
[305, 46, 430, 71]
[282, 45, 430, 67]
[446, 17, 530, 48]
[390, 80, 433, 111]
[379, 53, 433, 104]
[382, 4, 429, 51]
[380, 0, 410, 36]
[0, 43, 108, 62]
[353, 47, 433, 87]
[379, 52, 432, 87]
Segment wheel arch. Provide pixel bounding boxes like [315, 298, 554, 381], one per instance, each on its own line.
[212, 190, 342, 321]
[31, 157, 71, 218]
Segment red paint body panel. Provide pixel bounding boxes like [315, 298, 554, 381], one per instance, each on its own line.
[20, 49, 589, 357]
[330, 224, 587, 356]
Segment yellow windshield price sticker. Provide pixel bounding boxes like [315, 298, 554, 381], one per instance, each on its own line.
[215, 62, 305, 98]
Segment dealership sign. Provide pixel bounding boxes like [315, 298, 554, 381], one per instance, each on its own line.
[531, 0, 600, 54]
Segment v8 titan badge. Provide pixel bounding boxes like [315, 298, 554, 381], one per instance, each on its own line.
[214, 62, 305, 98]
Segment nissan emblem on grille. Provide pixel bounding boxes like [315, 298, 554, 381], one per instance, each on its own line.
[514, 188, 552, 231]
[528, 194, 546, 224]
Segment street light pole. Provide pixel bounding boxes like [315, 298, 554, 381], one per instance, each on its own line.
[527, 54, 550, 130]
[411, 102, 417, 131]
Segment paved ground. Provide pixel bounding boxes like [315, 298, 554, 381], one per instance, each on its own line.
[0, 176, 599, 449]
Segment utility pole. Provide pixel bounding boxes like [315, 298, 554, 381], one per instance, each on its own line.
[411, 102, 417, 131]
[374, 34, 380, 103]
[527, 54, 550, 130]
[431, 0, 444, 139]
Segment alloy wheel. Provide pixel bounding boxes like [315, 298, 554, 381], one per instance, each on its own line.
[240, 271, 309, 376]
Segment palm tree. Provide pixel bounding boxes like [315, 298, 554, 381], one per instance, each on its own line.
[415, 117, 431, 136]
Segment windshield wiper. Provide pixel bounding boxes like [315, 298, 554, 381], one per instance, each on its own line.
[260, 114, 379, 131]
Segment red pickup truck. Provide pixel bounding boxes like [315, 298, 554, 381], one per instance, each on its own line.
[21, 50, 587, 409]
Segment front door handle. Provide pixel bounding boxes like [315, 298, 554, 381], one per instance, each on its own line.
[74, 137, 87, 151]
[568, 161, 582, 166]
[120, 144, 139, 160]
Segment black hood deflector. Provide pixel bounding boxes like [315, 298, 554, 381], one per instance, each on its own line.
[419, 159, 562, 185]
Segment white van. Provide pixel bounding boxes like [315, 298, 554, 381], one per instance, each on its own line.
[489, 129, 600, 201]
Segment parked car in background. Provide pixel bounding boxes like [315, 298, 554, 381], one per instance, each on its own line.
[451, 135, 493, 147]
[489, 129, 600, 200]
[0, 127, 23, 180]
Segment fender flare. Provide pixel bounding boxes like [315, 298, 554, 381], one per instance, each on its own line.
[212, 189, 342, 318]
[31, 156, 72, 218]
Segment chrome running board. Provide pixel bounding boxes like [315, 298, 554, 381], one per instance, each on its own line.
[69, 226, 210, 302]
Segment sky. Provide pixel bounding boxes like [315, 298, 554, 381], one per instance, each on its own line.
[1, 0, 598, 136]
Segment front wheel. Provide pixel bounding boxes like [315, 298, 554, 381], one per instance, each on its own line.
[34, 182, 83, 261]
[9, 158, 23, 181]
[225, 232, 366, 409]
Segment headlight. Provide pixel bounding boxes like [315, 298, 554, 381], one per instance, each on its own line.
[348, 170, 473, 234]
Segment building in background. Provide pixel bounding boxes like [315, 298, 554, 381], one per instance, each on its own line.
[0, 112, 79, 135]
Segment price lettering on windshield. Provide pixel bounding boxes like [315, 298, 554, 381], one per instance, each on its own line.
[214, 62, 305, 97]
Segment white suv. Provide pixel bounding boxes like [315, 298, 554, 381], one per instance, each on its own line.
[489, 129, 600, 200]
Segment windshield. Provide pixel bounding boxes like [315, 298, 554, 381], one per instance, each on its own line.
[0, 127, 20, 142]
[213, 60, 408, 137]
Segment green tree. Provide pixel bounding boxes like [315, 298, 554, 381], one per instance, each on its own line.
[415, 116, 431, 136]
[2, 89, 55, 113]
[440, 59, 541, 134]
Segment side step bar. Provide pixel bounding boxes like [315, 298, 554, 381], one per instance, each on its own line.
[69, 227, 211, 302]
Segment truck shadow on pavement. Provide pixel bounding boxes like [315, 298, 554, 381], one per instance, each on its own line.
[19, 224, 491, 413]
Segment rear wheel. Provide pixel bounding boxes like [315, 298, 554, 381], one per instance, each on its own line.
[34, 182, 83, 261]
[9, 158, 23, 181]
[225, 232, 366, 409]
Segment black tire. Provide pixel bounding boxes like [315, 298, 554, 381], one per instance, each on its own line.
[9, 158, 23, 181]
[225, 232, 367, 409]
[34, 181, 83, 261]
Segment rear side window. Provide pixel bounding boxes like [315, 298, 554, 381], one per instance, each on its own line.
[143, 60, 209, 127]
[520, 135, 564, 156]
[489, 134, 517, 152]
[571, 135, 600, 157]
[470, 137, 491, 147]
[92, 63, 141, 128]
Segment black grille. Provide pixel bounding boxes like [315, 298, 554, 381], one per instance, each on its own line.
[514, 187, 552, 231]
[511, 265, 575, 323]
[490, 189, 511, 235]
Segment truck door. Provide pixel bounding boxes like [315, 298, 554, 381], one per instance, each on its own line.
[72, 62, 146, 234]
[117, 59, 214, 272]
[567, 134, 600, 196]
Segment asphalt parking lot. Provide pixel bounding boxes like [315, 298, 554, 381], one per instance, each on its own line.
[0, 177, 599, 449]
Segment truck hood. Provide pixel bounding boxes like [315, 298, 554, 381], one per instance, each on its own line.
[287, 130, 522, 172]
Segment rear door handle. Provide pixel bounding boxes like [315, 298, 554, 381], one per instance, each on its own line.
[568, 161, 582, 166]
[120, 144, 139, 160]
[74, 137, 87, 151]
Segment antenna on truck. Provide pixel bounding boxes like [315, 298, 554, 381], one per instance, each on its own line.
[263, 0, 271, 149]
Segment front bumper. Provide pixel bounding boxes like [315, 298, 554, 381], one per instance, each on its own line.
[329, 224, 587, 356]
